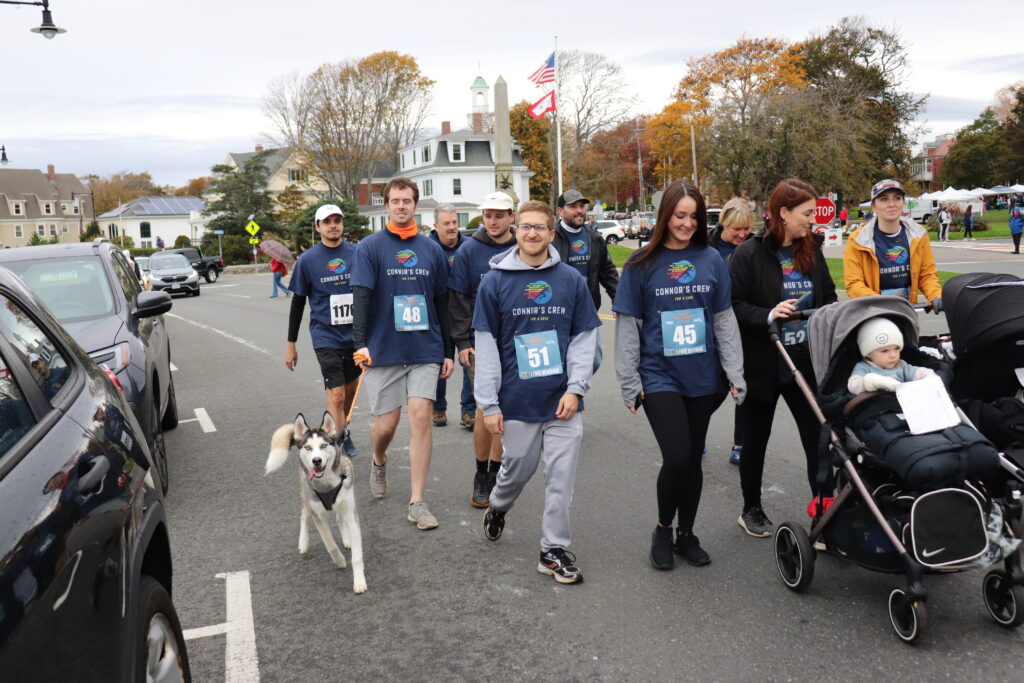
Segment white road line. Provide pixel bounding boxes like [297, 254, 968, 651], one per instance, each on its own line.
[182, 571, 260, 682]
[209, 284, 239, 288]
[223, 294, 252, 299]
[177, 417, 198, 424]
[183, 622, 230, 640]
[937, 259, 1022, 266]
[195, 407, 217, 433]
[165, 313, 272, 358]
[170, 362, 178, 372]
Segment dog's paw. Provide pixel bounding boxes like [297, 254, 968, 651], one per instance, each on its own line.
[298, 541, 309, 554]
[330, 550, 347, 569]
[342, 538, 351, 550]
[353, 576, 367, 594]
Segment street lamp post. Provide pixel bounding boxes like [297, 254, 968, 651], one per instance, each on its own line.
[71, 191, 95, 236]
[0, 145, 8, 166]
[0, 0, 66, 38]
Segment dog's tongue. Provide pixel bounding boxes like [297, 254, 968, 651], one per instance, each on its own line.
[308, 468, 317, 482]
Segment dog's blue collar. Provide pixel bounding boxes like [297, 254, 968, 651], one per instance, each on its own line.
[312, 474, 346, 510]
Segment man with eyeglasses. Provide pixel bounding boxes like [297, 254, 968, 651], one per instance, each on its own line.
[475, 200, 600, 585]
[449, 191, 517, 507]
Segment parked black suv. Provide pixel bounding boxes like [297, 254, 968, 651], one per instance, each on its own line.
[0, 240, 177, 492]
[161, 247, 223, 283]
[0, 267, 190, 680]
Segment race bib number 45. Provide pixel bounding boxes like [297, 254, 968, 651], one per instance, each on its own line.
[330, 293, 353, 325]
[393, 294, 428, 331]
[514, 330, 563, 379]
[660, 308, 706, 356]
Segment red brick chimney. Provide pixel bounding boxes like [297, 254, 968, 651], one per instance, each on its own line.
[255, 144, 264, 152]
[441, 121, 451, 135]
[471, 113, 483, 133]
[47, 164, 55, 181]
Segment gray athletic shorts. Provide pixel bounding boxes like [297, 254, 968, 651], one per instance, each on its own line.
[364, 363, 441, 416]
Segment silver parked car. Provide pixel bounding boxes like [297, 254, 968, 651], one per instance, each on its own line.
[149, 252, 201, 297]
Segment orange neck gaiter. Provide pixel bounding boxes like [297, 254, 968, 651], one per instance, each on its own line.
[387, 220, 418, 239]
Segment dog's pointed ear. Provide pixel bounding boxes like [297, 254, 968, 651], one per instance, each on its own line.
[321, 411, 338, 438]
[294, 414, 310, 441]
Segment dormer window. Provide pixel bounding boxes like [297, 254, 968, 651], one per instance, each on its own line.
[451, 143, 463, 162]
[12, 202, 22, 215]
[44, 202, 53, 215]
[422, 145, 431, 164]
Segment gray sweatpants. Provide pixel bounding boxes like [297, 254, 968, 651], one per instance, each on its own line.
[489, 413, 583, 551]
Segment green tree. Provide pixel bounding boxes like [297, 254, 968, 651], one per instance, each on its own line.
[174, 235, 192, 248]
[79, 220, 102, 241]
[85, 171, 165, 215]
[1001, 85, 1024, 182]
[273, 183, 309, 226]
[510, 100, 552, 202]
[287, 196, 370, 249]
[203, 151, 278, 236]
[940, 110, 1013, 188]
[110, 234, 135, 249]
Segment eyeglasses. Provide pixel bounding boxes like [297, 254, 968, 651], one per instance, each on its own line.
[516, 224, 552, 233]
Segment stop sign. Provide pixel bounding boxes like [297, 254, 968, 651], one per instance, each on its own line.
[815, 197, 836, 225]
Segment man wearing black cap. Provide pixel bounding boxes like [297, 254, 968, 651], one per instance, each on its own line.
[555, 190, 618, 371]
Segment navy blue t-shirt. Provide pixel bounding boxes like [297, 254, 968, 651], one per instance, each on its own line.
[559, 223, 590, 280]
[473, 262, 600, 422]
[289, 241, 358, 349]
[612, 246, 731, 397]
[350, 230, 448, 366]
[450, 235, 515, 301]
[873, 226, 911, 299]
[774, 245, 814, 347]
[713, 240, 737, 263]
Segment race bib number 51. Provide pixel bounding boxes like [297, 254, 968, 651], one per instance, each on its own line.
[393, 295, 428, 331]
[660, 308, 706, 356]
[514, 330, 563, 379]
[330, 293, 353, 325]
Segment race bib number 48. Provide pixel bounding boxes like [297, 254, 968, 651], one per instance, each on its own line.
[393, 294, 428, 332]
[660, 308, 706, 356]
[514, 330, 563, 379]
[330, 293, 353, 325]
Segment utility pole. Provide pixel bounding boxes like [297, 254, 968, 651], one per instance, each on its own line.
[690, 124, 698, 188]
[633, 119, 644, 211]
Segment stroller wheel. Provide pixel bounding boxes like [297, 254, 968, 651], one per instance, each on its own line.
[982, 569, 1024, 628]
[888, 588, 927, 644]
[774, 522, 815, 592]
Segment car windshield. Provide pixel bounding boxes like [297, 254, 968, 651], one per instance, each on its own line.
[4, 256, 115, 323]
[150, 254, 190, 270]
[135, 256, 150, 271]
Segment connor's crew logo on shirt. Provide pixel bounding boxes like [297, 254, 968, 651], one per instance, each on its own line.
[667, 260, 697, 283]
[327, 258, 347, 273]
[524, 281, 553, 304]
[779, 258, 801, 279]
[395, 250, 418, 267]
[447, 254, 456, 266]
[570, 239, 588, 255]
[885, 246, 908, 264]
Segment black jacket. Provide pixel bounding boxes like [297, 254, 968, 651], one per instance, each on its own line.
[553, 221, 618, 310]
[729, 232, 837, 402]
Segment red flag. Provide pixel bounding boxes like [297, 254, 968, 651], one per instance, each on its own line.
[528, 90, 556, 119]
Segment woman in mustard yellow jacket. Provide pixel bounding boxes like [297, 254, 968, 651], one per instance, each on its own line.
[844, 179, 943, 310]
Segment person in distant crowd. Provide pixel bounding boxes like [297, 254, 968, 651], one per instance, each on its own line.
[29, 352, 69, 400]
[839, 206, 849, 229]
[478, 200, 600, 585]
[269, 256, 292, 298]
[730, 178, 838, 539]
[614, 180, 744, 570]
[963, 204, 975, 240]
[449, 192, 517, 507]
[156, 236, 165, 249]
[1011, 204, 1024, 255]
[284, 204, 359, 457]
[123, 249, 142, 280]
[351, 177, 454, 531]
[937, 204, 952, 242]
[429, 204, 473, 429]
[709, 197, 753, 467]
[843, 179, 942, 310]
[554, 190, 619, 373]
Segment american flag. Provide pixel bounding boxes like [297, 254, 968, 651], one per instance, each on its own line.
[528, 52, 555, 86]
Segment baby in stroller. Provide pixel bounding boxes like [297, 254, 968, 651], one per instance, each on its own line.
[847, 317, 935, 395]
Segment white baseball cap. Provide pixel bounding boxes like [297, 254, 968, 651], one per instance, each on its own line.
[478, 192, 514, 211]
[29, 352, 41, 364]
[314, 204, 345, 223]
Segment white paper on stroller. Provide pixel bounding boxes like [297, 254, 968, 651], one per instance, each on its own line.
[895, 374, 961, 434]
[1015, 367, 1024, 388]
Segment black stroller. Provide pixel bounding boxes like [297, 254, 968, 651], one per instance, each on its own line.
[768, 295, 1024, 644]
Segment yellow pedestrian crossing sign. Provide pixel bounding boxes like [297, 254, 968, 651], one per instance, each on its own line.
[249, 237, 259, 244]
[245, 220, 261, 236]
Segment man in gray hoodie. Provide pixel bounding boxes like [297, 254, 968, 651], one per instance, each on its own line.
[474, 200, 601, 584]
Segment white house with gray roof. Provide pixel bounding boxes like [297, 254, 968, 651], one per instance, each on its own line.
[98, 196, 207, 249]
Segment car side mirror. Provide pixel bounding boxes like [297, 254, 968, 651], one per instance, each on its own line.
[135, 290, 172, 319]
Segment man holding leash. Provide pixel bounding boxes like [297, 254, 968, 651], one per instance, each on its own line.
[449, 191, 517, 508]
[476, 200, 600, 584]
[284, 204, 359, 457]
[351, 177, 454, 530]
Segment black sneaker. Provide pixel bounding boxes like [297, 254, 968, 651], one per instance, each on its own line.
[483, 507, 505, 541]
[650, 525, 675, 570]
[738, 505, 773, 538]
[674, 532, 711, 566]
[537, 547, 583, 584]
[470, 471, 489, 508]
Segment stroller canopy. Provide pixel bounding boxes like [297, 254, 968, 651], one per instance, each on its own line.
[943, 273, 1024, 357]
[807, 296, 920, 389]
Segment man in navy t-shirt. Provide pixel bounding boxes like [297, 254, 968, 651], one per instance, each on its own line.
[284, 204, 360, 456]
[351, 177, 454, 531]
[476, 200, 601, 585]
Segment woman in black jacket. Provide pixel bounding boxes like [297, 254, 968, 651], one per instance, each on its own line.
[729, 178, 837, 538]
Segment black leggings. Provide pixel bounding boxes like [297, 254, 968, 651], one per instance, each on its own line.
[643, 391, 726, 530]
[739, 380, 826, 509]
[1014, 232, 1022, 253]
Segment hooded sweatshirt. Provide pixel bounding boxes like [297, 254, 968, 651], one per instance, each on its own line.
[472, 245, 601, 422]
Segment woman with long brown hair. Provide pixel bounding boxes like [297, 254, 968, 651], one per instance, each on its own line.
[614, 180, 745, 570]
[729, 178, 837, 539]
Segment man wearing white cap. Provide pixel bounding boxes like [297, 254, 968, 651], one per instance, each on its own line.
[449, 191, 516, 507]
[283, 203, 360, 457]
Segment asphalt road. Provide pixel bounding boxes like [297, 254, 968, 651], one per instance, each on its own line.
[162, 253, 1022, 682]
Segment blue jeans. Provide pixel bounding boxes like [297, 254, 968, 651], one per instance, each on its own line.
[271, 271, 290, 297]
[435, 360, 475, 414]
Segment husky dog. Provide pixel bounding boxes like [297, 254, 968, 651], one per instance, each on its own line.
[266, 412, 367, 594]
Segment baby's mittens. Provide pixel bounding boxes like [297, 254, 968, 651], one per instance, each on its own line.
[913, 367, 936, 380]
[863, 373, 901, 392]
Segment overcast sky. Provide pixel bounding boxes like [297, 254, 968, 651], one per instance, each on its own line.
[3, 0, 1019, 187]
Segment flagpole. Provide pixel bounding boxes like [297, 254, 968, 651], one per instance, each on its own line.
[554, 35, 562, 197]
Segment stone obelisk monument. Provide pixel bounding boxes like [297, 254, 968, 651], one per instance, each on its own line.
[492, 75, 518, 203]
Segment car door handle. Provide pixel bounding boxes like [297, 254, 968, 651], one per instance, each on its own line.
[77, 455, 111, 493]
